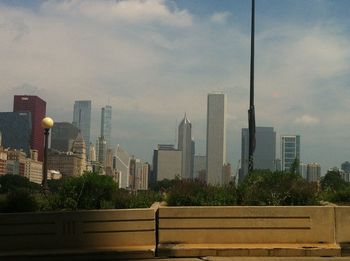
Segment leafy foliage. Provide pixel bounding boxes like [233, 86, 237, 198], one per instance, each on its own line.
[114, 190, 163, 209]
[238, 170, 319, 206]
[289, 158, 300, 175]
[54, 172, 118, 210]
[0, 174, 40, 193]
[3, 188, 38, 212]
[320, 170, 350, 203]
[320, 170, 347, 192]
[167, 179, 237, 206]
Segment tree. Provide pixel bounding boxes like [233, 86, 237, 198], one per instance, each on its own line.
[321, 170, 347, 192]
[289, 158, 300, 175]
[0, 174, 40, 193]
[238, 170, 318, 206]
[56, 172, 118, 210]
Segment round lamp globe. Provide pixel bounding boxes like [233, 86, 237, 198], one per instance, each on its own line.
[41, 117, 54, 129]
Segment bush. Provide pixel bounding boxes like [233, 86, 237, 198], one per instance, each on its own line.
[321, 170, 348, 192]
[114, 189, 163, 209]
[326, 187, 350, 203]
[0, 194, 7, 211]
[54, 172, 118, 210]
[2, 189, 38, 212]
[238, 170, 319, 206]
[167, 179, 237, 206]
[0, 174, 40, 193]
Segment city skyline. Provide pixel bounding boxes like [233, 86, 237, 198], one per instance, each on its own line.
[1, 0, 350, 172]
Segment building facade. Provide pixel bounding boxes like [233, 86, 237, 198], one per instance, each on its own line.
[72, 100, 91, 158]
[206, 93, 226, 185]
[193, 155, 206, 180]
[115, 145, 131, 188]
[129, 158, 149, 191]
[281, 135, 300, 172]
[178, 114, 193, 179]
[13, 95, 46, 161]
[23, 150, 43, 184]
[299, 162, 308, 180]
[0, 149, 7, 175]
[307, 163, 321, 182]
[98, 137, 107, 166]
[153, 144, 182, 181]
[48, 132, 86, 177]
[240, 127, 276, 182]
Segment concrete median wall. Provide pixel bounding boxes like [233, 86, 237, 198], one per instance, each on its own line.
[158, 206, 335, 244]
[0, 206, 349, 258]
[0, 208, 156, 259]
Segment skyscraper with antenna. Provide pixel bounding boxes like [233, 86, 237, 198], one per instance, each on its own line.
[178, 114, 193, 179]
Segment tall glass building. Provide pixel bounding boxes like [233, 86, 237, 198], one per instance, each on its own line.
[0, 112, 32, 156]
[281, 135, 300, 172]
[72, 100, 91, 158]
[206, 92, 226, 185]
[241, 127, 276, 182]
[100, 105, 112, 147]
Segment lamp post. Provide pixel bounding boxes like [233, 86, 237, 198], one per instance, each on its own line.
[41, 117, 54, 191]
[248, 0, 256, 173]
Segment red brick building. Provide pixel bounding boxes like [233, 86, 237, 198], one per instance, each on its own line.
[13, 95, 46, 161]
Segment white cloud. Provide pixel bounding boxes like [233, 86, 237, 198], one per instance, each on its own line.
[41, 0, 192, 27]
[210, 11, 231, 24]
[295, 115, 321, 125]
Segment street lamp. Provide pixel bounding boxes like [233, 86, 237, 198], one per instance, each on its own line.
[248, 0, 256, 173]
[41, 117, 54, 191]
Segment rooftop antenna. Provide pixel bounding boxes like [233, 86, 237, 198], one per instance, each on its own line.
[248, 0, 256, 173]
[175, 118, 178, 147]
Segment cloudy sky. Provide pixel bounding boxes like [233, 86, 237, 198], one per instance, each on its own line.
[1, 0, 350, 174]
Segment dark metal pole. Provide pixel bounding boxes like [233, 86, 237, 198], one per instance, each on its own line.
[248, 0, 256, 173]
[42, 128, 49, 191]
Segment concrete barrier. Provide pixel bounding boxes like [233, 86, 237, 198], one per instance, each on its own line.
[0, 209, 156, 259]
[2, 206, 350, 258]
[158, 206, 340, 257]
[335, 207, 350, 256]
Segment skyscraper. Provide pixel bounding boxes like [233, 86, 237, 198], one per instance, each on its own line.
[178, 114, 193, 179]
[307, 162, 321, 182]
[98, 136, 107, 166]
[241, 127, 276, 181]
[341, 161, 350, 173]
[13, 95, 46, 161]
[51, 122, 79, 152]
[153, 144, 182, 182]
[281, 135, 301, 172]
[206, 93, 226, 185]
[0, 112, 32, 156]
[73, 100, 91, 158]
[100, 105, 112, 147]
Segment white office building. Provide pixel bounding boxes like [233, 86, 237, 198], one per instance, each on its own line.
[281, 135, 300, 172]
[206, 93, 226, 185]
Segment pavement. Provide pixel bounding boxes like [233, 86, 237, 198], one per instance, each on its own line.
[5, 256, 350, 261]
